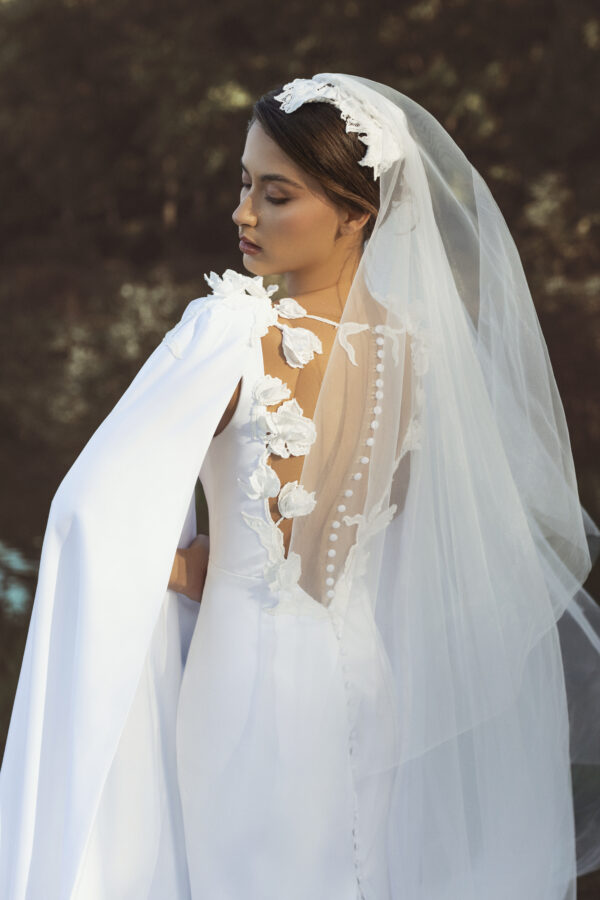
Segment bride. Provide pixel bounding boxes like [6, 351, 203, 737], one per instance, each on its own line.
[1, 73, 600, 900]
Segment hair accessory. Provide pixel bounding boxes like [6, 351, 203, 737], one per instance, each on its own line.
[273, 75, 405, 179]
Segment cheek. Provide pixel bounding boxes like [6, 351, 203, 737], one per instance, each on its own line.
[274, 203, 338, 250]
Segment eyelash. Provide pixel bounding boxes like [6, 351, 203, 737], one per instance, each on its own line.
[240, 183, 289, 205]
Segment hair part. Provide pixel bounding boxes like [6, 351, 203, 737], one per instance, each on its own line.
[249, 86, 380, 240]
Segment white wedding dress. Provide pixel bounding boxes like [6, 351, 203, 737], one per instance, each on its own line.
[72, 298, 373, 900]
[2, 272, 596, 900]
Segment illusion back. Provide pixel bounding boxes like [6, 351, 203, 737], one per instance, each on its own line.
[260, 312, 340, 557]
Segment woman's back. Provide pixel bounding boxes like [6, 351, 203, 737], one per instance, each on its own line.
[173, 302, 378, 899]
[201, 297, 343, 578]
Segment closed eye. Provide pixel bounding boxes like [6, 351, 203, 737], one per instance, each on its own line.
[240, 182, 289, 205]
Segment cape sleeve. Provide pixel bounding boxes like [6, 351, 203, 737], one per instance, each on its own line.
[0, 293, 256, 899]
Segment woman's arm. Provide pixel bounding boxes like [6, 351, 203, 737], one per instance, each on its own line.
[168, 533, 210, 603]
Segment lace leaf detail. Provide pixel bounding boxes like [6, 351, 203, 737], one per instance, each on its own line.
[241, 510, 284, 564]
[337, 322, 370, 366]
[395, 416, 423, 465]
[343, 498, 397, 544]
[273, 77, 406, 180]
[342, 497, 398, 581]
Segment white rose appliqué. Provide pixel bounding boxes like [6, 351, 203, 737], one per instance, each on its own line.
[274, 297, 308, 319]
[251, 374, 291, 407]
[279, 324, 323, 368]
[254, 398, 317, 458]
[277, 480, 317, 518]
[238, 448, 281, 500]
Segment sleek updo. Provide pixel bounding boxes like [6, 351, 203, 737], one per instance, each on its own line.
[249, 85, 380, 240]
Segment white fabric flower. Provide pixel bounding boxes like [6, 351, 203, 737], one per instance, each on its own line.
[238, 449, 281, 500]
[255, 398, 317, 458]
[204, 269, 278, 340]
[273, 76, 406, 180]
[251, 374, 291, 407]
[274, 297, 307, 319]
[204, 269, 277, 302]
[279, 324, 322, 368]
[277, 481, 317, 518]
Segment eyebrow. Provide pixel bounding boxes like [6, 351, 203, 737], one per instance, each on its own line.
[240, 159, 304, 189]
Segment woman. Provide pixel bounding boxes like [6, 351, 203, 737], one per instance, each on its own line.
[1, 73, 599, 900]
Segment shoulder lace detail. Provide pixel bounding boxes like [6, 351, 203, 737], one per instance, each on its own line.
[161, 268, 278, 358]
[204, 270, 279, 342]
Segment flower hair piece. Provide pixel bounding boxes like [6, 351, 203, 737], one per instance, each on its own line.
[273, 75, 405, 180]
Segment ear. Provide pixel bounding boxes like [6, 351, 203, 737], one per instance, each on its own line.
[337, 206, 371, 237]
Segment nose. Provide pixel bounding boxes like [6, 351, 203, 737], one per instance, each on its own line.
[232, 193, 258, 228]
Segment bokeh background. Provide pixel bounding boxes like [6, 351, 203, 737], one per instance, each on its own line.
[1, 0, 599, 890]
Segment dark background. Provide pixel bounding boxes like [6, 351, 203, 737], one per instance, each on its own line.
[1, 0, 599, 890]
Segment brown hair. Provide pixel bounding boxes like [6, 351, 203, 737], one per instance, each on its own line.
[250, 85, 380, 240]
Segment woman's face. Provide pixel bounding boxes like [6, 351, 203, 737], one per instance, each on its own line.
[232, 121, 348, 280]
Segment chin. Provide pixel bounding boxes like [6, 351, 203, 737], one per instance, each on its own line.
[241, 255, 261, 274]
[241, 254, 278, 278]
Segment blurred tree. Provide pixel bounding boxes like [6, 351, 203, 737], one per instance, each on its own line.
[0, 0, 597, 271]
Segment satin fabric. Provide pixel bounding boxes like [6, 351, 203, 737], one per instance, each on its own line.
[0, 298, 256, 898]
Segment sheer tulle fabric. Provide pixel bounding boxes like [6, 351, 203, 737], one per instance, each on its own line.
[284, 73, 600, 896]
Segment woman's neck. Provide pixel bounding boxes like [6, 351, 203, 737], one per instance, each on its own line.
[282, 247, 362, 321]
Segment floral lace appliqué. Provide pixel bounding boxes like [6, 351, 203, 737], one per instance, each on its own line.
[162, 269, 279, 358]
[237, 300, 341, 614]
[273, 76, 406, 180]
[253, 398, 317, 458]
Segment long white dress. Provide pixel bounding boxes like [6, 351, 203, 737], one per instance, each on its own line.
[1, 285, 376, 899]
[175, 328, 365, 899]
[76, 300, 371, 899]
[2, 274, 597, 900]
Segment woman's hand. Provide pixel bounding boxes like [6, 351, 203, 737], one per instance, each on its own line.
[168, 533, 210, 604]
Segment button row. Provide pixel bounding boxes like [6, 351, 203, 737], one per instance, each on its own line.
[324, 335, 385, 605]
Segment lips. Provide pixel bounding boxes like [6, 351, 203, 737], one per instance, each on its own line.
[239, 236, 261, 250]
